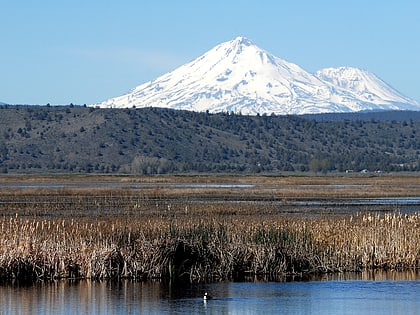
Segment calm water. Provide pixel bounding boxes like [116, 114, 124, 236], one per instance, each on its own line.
[1, 273, 419, 315]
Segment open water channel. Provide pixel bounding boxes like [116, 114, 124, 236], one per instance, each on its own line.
[1, 272, 419, 314]
[1, 180, 420, 215]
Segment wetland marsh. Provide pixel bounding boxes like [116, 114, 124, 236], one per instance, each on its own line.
[0, 175, 418, 282]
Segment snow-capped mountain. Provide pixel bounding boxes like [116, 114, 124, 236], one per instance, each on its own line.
[314, 67, 420, 112]
[94, 37, 420, 115]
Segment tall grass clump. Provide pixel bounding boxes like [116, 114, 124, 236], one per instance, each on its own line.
[0, 208, 418, 282]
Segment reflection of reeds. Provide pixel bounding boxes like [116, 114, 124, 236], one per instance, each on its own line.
[0, 208, 418, 282]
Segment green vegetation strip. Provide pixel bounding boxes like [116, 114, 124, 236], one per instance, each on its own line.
[2, 106, 420, 174]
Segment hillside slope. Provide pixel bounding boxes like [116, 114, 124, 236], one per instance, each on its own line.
[1, 105, 420, 174]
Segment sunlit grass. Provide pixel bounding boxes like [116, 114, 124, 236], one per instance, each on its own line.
[0, 175, 418, 282]
[0, 205, 418, 282]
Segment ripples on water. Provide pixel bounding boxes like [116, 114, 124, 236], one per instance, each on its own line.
[1, 271, 418, 314]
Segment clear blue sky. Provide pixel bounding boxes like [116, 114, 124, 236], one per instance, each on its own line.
[1, 0, 419, 105]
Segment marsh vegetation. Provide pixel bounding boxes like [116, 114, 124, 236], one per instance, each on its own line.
[0, 175, 419, 282]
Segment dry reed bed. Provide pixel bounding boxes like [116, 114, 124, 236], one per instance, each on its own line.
[2, 174, 420, 199]
[0, 210, 418, 282]
[0, 175, 419, 282]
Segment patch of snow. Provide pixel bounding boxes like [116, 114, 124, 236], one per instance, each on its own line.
[92, 37, 420, 115]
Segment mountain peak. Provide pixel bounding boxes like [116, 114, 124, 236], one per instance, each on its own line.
[316, 66, 374, 85]
[223, 36, 255, 57]
[93, 38, 420, 115]
[231, 36, 253, 46]
[315, 67, 419, 107]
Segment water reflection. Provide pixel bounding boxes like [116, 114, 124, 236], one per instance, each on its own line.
[1, 271, 418, 314]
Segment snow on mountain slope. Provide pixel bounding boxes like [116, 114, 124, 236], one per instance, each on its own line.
[94, 37, 420, 115]
[315, 67, 420, 111]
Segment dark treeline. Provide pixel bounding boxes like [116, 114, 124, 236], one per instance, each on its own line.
[1, 105, 420, 174]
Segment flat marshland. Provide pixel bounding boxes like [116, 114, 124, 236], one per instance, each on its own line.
[0, 175, 419, 282]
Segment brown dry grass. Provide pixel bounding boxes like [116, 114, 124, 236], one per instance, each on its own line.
[2, 174, 420, 199]
[0, 206, 418, 282]
[0, 211, 418, 282]
[0, 175, 419, 282]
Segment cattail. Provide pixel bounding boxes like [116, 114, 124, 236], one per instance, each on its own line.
[0, 187, 418, 282]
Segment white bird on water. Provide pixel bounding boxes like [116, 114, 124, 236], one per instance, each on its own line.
[203, 292, 213, 300]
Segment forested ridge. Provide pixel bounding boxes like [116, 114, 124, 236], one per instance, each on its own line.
[1, 105, 420, 174]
